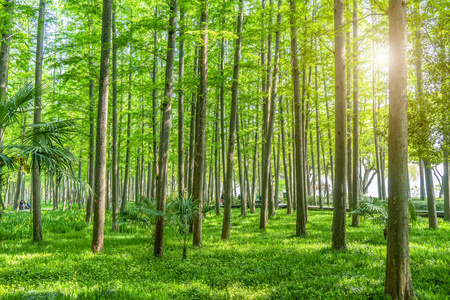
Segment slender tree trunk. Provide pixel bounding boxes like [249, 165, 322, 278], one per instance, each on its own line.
[274, 135, 280, 210]
[314, 66, 323, 209]
[385, 0, 415, 296]
[151, 7, 159, 199]
[444, 135, 450, 221]
[309, 131, 316, 206]
[237, 114, 246, 216]
[153, 0, 177, 257]
[192, 0, 208, 246]
[178, 4, 185, 197]
[91, 0, 112, 253]
[121, 19, 133, 212]
[86, 3, 95, 224]
[324, 78, 334, 193]
[215, 114, 221, 215]
[32, 0, 45, 242]
[135, 149, 140, 201]
[372, 29, 382, 200]
[251, 127, 258, 214]
[351, 0, 359, 226]
[424, 159, 438, 229]
[346, 30, 352, 214]
[332, 0, 347, 251]
[111, 8, 119, 231]
[0, 0, 13, 102]
[221, 0, 243, 240]
[188, 48, 198, 196]
[220, 39, 226, 192]
[289, 0, 306, 236]
[280, 97, 291, 214]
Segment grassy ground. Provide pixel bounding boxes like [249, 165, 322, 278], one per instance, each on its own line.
[1, 208, 449, 299]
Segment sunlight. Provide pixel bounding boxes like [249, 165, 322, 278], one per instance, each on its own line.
[374, 48, 389, 66]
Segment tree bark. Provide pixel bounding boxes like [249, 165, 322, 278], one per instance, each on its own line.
[444, 136, 450, 221]
[86, 2, 95, 224]
[280, 97, 292, 214]
[314, 66, 323, 209]
[192, 0, 208, 247]
[351, 0, 359, 226]
[153, 0, 177, 257]
[222, 0, 243, 239]
[261, 0, 282, 227]
[372, 25, 382, 200]
[91, 0, 112, 253]
[151, 7, 159, 200]
[178, 4, 185, 197]
[424, 159, 438, 229]
[289, 0, 306, 236]
[332, 0, 347, 251]
[32, 0, 45, 242]
[385, 0, 416, 296]
[0, 0, 13, 102]
[237, 114, 246, 216]
[111, 8, 119, 231]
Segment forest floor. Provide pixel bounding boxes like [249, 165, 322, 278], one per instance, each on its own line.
[1, 207, 449, 299]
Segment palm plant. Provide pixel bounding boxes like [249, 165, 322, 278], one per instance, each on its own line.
[119, 195, 163, 229]
[167, 194, 199, 259]
[1, 83, 88, 211]
[119, 194, 199, 259]
[0, 83, 37, 210]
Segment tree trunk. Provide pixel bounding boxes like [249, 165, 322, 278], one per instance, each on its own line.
[309, 131, 316, 206]
[112, 8, 119, 231]
[351, 0, 359, 226]
[0, 0, 13, 102]
[444, 137, 450, 221]
[188, 48, 198, 196]
[280, 97, 292, 214]
[86, 3, 95, 224]
[178, 4, 185, 197]
[215, 114, 221, 215]
[32, 0, 45, 242]
[221, 0, 243, 240]
[346, 30, 352, 215]
[332, 0, 347, 251]
[385, 0, 416, 296]
[324, 78, 334, 193]
[314, 66, 323, 209]
[121, 18, 133, 212]
[237, 114, 246, 217]
[192, 0, 208, 247]
[424, 159, 438, 229]
[289, 0, 306, 236]
[274, 135, 280, 211]
[153, 0, 177, 257]
[91, 0, 112, 253]
[372, 28, 382, 200]
[151, 7, 159, 200]
[261, 0, 282, 227]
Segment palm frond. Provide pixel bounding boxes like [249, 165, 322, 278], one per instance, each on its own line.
[23, 120, 77, 148]
[349, 197, 388, 224]
[0, 153, 17, 171]
[0, 83, 41, 129]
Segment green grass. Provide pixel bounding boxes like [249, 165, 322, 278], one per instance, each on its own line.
[1, 208, 449, 299]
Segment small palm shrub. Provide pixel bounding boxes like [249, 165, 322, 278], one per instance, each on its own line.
[167, 194, 199, 259]
[119, 194, 200, 259]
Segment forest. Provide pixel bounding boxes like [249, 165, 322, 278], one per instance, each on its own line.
[0, 0, 449, 299]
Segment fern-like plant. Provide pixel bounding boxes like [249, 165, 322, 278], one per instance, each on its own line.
[349, 197, 388, 225]
[167, 194, 199, 259]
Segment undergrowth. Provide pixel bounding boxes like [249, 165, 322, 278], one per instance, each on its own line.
[1, 208, 449, 299]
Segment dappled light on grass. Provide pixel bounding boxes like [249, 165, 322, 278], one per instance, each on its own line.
[1, 209, 449, 298]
